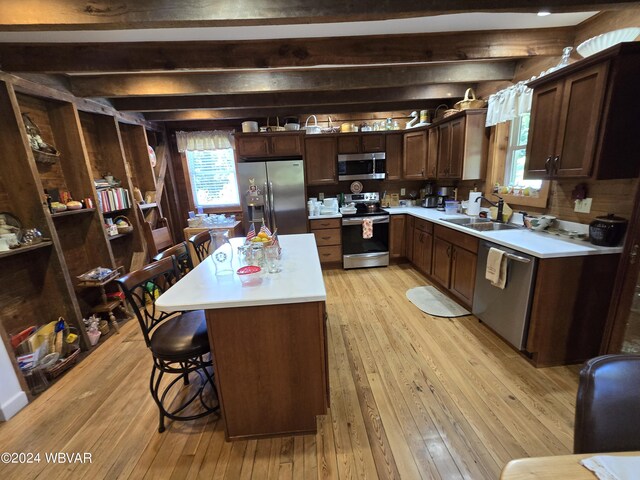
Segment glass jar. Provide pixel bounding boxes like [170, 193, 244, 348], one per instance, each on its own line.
[210, 231, 234, 275]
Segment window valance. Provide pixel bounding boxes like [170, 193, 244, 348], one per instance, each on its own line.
[176, 130, 234, 152]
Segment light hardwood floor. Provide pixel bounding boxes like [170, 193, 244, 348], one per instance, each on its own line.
[0, 264, 580, 479]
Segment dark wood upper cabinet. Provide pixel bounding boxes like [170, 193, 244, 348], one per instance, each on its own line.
[236, 133, 302, 158]
[426, 128, 439, 179]
[336, 133, 385, 154]
[525, 43, 640, 180]
[436, 110, 486, 181]
[403, 129, 427, 179]
[385, 133, 403, 180]
[304, 136, 337, 185]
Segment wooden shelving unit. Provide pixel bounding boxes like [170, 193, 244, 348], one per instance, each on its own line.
[51, 208, 96, 218]
[0, 77, 163, 399]
[107, 232, 131, 241]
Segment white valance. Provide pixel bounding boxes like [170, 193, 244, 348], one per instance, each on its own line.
[486, 46, 574, 127]
[485, 83, 533, 127]
[176, 131, 234, 152]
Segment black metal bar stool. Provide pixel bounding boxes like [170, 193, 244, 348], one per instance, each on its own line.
[154, 241, 194, 277]
[116, 257, 219, 432]
[189, 230, 212, 262]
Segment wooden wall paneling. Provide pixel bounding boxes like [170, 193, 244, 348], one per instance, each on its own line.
[0, 81, 88, 349]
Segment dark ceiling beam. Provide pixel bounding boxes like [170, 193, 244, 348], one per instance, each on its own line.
[111, 84, 471, 112]
[70, 61, 515, 98]
[142, 100, 450, 121]
[0, 28, 574, 73]
[0, 1, 634, 30]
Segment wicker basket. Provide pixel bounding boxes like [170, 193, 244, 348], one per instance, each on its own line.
[114, 215, 133, 234]
[45, 347, 80, 380]
[32, 148, 60, 164]
[434, 104, 458, 121]
[454, 88, 487, 111]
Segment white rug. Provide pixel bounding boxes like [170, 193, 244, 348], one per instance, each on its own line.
[406, 286, 470, 318]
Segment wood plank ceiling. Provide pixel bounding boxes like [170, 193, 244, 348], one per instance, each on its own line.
[0, 1, 635, 124]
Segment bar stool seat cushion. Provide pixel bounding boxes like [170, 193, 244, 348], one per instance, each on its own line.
[150, 310, 209, 360]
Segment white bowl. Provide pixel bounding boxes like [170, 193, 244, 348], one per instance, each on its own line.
[241, 121, 258, 133]
[577, 28, 640, 57]
[284, 123, 300, 131]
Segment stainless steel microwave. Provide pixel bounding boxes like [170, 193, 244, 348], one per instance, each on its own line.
[337, 153, 386, 181]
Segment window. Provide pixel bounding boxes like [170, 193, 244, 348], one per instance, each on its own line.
[504, 113, 542, 190]
[185, 148, 240, 209]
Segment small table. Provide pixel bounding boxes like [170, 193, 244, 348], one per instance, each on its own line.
[77, 267, 128, 334]
[501, 451, 640, 479]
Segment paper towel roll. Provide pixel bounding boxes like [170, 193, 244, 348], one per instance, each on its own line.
[467, 192, 482, 216]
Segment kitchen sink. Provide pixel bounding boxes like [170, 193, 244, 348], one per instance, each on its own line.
[442, 217, 520, 232]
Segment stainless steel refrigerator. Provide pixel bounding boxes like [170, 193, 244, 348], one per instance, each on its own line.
[237, 159, 307, 235]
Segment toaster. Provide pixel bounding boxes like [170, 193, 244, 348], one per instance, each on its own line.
[421, 196, 438, 208]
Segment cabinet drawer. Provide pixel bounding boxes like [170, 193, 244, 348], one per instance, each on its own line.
[434, 225, 478, 254]
[414, 218, 433, 234]
[310, 218, 341, 230]
[317, 245, 342, 263]
[313, 228, 341, 246]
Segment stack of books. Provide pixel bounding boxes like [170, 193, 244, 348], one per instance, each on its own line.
[95, 183, 131, 213]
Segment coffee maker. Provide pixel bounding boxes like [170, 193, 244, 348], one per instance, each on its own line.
[436, 186, 453, 211]
[420, 182, 438, 208]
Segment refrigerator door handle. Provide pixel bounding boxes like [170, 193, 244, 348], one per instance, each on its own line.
[269, 181, 277, 232]
[263, 181, 271, 228]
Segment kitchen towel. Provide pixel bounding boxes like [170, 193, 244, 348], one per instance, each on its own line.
[486, 247, 507, 289]
[362, 218, 373, 239]
[581, 455, 640, 480]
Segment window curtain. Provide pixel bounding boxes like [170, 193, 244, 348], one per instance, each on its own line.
[485, 83, 533, 127]
[176, 130, 234, 152]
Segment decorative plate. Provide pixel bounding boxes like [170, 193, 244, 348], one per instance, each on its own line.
[577, 28, 640, 57]
[350, 181, 363, 194]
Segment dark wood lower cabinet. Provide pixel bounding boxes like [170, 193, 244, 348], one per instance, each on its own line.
[412, 230, 433, 275]
[389, 215, 406, 259]
[405, 216, 415, 263]
[431, 237, 452, 287]
[450, 246, 477, 305]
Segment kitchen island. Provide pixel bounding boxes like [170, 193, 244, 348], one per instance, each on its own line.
[156, 234, 328, 440]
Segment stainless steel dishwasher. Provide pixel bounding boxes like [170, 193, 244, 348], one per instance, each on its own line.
[472, 241, 538, 350]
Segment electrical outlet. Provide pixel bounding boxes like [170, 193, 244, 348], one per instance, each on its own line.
[400, 188, 406, 196]
[318, 192, 324, 201]
[574, 198, 592, 213]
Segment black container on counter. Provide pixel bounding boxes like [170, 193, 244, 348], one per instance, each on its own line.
[589, 214, 628, 247]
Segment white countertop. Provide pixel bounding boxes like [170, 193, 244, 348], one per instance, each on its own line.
[156, 234, 327, 312]
[383, 206, 623, 259]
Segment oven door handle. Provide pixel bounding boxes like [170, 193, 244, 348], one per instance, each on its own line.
[342, 216, 389, 226]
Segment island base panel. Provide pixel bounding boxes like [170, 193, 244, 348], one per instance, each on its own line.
[206, 301, 328, 440]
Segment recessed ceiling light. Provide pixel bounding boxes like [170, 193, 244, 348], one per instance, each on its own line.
[537, 10, 551, 16]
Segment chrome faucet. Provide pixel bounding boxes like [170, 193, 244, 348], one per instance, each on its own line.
[476, 194, 505, 223]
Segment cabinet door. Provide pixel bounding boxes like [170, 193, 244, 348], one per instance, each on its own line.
[305, 137, 338, 185]
[436, 123, 451, 178]
[389, 215, 406, 258]
[385, 133, 403, 180]
[237, 135, 270, 157]
[432, 237, 452, 288]
[403, 130, 426, 179]
[525, 81, 564, 179]
[337, 136, 360, 154]
[450, 247, 477, 306]
[422, 231, 433, 275]
[362, 134, 385, 153]
[271, 134, 302, 156]
[412, 230, 425, 271]
[447, 117, 465, 179]
[405, 216, 415, 263]
[554, 62, 609, 178]
[426, 128, 439, 179]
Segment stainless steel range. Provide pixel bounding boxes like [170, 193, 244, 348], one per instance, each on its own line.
[341, 192, 389, 269]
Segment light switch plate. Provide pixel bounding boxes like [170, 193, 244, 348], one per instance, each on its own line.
[400, 188, 406, 196]
[318, 192, 324, 201]
[574, 198, 592, 213]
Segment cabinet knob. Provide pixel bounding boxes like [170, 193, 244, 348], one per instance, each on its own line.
[544, 156, 552, 175]
[552, 155, 560, 173]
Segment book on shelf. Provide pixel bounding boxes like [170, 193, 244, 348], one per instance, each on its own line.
[97, 187, 131, 213]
